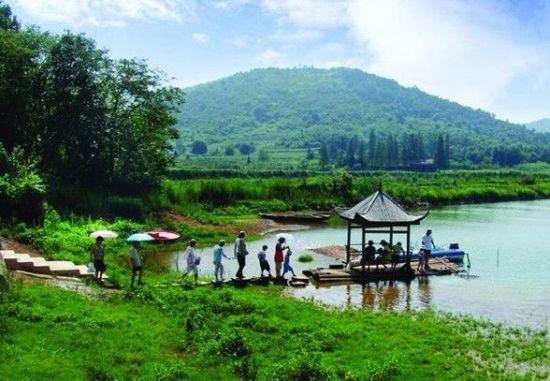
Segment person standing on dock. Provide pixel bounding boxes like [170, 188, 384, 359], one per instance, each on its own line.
[234, 231, 248, 278]
[258, 245, 272, 277]
[421, 229, 435, 271]
[213, 240, 230, 282]
[274, 237, 288, 277]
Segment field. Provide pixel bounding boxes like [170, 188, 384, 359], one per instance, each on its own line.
[1, 278, 548, 381]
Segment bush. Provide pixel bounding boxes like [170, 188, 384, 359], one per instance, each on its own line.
[298, 254, 313, 262]
[191, 140, 207, 155]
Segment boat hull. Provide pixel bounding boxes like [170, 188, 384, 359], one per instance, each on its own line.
[408, 250, 465, 263]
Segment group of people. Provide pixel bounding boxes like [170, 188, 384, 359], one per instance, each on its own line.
[180, 231, 296, 284]
[88, 228, 436, 287]
[359, 229, 435, 272]
[90, 237, 143, 287]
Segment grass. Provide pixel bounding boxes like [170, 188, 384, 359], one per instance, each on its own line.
[0, 277, 548, 381]
[298, 254, 313, 263]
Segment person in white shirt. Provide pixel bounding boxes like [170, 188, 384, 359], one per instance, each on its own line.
[420, 229, 435, 271]
[129, 242, 143, 287]
[182, 239, 200, 284]
[213, 240, 231, 282]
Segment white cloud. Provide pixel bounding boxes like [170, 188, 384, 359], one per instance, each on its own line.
[255, 48, 283, 65]
[211, 0, 251, 10]
[192, 32, 209, 44]
[260, 0, 546, 117]
[13, 0, 197, 27]
[346, 0, 537, 109]
[262, 0, 347, 28]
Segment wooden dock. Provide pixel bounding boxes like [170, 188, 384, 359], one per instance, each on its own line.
[306, 258, 462, 283]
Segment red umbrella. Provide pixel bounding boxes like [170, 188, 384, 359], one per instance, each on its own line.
[146, 231, 181, 241]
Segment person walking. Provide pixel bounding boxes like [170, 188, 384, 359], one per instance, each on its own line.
[258, 244, 272, 277]
[182, 239, 200, 285]
[282, 248, 296, 277]
[234, 231, 248, 278]
[421, 229, 435, 271]
[274, 237, 288, 278]
[90, 236, 106, 284]
[129, 242, 143, 288]
[213, 240, 231, 282]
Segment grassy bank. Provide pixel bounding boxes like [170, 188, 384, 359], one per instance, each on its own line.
[1, 279, 548, 381]
[163, 169, 550, 225]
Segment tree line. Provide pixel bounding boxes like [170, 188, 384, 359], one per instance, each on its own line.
[318, 131, 450, 170]
[0, 2, 183, 219]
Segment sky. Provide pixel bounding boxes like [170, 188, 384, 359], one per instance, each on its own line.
[7, 0, 550, 124]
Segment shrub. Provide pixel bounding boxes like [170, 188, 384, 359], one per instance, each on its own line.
[298, 254, 313, 263]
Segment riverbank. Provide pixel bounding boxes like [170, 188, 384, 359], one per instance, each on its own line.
[1, 275, 548, 381]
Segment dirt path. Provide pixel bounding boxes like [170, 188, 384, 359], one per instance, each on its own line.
[0, 236, 42, 257]
[161, 212, 309, 235]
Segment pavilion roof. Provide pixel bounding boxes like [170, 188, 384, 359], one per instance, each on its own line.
[337, 187, 428, 226]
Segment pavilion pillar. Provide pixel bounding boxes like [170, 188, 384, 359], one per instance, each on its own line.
[346, 221, 351, 265]
[406, 225, 411, 268]
[361, 225, 366, 274]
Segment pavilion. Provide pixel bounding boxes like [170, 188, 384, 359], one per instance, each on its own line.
[336, 184, 428, 271]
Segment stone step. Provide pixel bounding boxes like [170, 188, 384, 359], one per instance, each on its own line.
[47, 261, 81, 276]
[16, 255, 46, 271]
[1, 253, 31, 270]
[0, 250, 16, 257]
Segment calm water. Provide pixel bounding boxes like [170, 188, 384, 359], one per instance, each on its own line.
[162, 200, 550, 329]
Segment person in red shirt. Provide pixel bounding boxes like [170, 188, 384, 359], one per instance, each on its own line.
[274, 237, 288, 278]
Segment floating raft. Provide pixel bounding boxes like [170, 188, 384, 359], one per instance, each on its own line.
[307, 258, 461, 283]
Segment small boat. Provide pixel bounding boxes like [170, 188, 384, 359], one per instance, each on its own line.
[408, 243, 466, 263]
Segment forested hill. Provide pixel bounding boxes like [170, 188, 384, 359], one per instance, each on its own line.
[177, 67, 549, 164]
[527, 118, 550, 134]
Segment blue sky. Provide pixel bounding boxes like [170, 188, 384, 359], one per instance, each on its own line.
[7, 0, 550, 123]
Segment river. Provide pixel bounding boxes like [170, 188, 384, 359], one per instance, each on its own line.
[163, 200, 550, 329]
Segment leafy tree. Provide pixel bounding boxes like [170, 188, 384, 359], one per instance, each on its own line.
[224, 146, 235, 156]
[0, 1, 19, 31]
[306, 147, 315, 160]
[191, 140, 208, 154]
[38, 33, 110, 186]
[239, 143, 255, 155]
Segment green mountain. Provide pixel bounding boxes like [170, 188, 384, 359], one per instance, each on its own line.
[177, 67, 548, 165]
[526, 118, 550, 134]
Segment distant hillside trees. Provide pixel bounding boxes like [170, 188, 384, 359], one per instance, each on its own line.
[192, 140, 208, 154]
[224, 146, 235, 156]
[239, 143, 255, 155]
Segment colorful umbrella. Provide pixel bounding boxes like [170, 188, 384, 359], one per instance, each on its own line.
[276, 233, 296, 244]
[127, 233, 154, 242]
[90, 230, 118, 239]
[145, 231, 181, 241]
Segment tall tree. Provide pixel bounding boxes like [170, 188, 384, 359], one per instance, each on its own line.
[39, 33, 109, 185]
[357, 141, 366, 169]
[368, 130, 376, 164]
[319, 144, 329, 169]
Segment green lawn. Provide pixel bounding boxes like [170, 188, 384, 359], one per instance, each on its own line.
[1, 278, 547, 381]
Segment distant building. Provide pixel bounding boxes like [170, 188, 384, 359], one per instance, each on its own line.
[409, 159, 435, 172]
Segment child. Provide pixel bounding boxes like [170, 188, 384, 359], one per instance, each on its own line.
[257, 245, 272, 277]
[282, 248, 296, 277]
